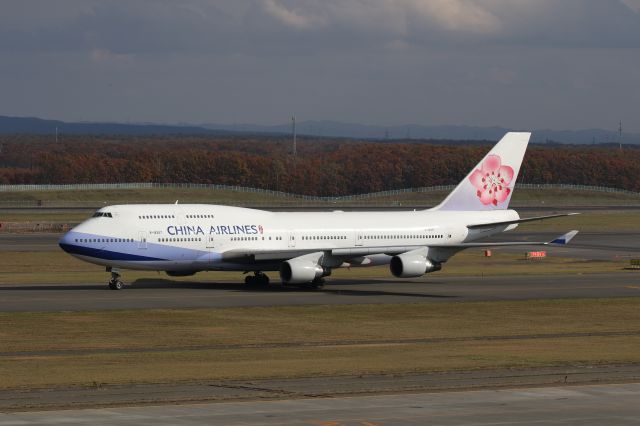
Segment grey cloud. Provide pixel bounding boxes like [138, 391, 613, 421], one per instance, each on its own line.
[1, 0, 639, 55]
[0, 0, 639, 132]
[0, 1, 249, 54]
[238, 0, 640, 50]
[483, 0, 640, 48]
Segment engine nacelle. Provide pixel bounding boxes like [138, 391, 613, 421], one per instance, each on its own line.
[280, 259, 328, 284]
[390, 252, 441, 278]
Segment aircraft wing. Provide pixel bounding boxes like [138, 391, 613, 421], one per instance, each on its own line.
[220, 230, 578, 262]
[466, 213, 579, 230]
[222, 249, 315, 262]
[222, 245, 422, 262]
[435, 230, 579, 248]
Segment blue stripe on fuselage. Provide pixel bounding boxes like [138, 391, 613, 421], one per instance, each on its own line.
[59, 243, 166, 261]
[58, 230, 214, 263]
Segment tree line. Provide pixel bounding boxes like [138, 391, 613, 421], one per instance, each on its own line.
[0, 135, 638, 196]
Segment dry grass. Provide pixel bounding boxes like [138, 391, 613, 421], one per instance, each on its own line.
[3, 298, 640, 352]
[1, 298, 639, 388]
[3, 337, 639, 388]
[2, 187, 639, 208]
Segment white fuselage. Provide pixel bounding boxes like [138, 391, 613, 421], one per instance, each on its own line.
[59, 204, 519, 273]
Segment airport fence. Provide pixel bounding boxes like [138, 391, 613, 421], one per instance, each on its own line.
[0, 183, 638, 208]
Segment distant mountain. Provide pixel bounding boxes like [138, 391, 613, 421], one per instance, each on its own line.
[1, 115, 638, 145]
[0, 115, 231, 136]
[204, 120, 640, 145]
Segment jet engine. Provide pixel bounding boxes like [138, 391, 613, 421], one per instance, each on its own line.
[390, 251, 441, 278]
[280, 258, 329, 284]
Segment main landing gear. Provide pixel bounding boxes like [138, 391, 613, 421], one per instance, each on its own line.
[108, 269, 124, 290]
[244, 271, 270, 287]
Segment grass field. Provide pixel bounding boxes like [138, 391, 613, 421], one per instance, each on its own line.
[1, 187, 639, 209]
[1, 298, 639, 388]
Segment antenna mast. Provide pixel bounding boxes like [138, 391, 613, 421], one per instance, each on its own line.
[619, 121, 623, 151]
[292, 115, 297, 157]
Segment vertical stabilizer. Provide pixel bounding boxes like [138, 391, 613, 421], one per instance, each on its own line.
[433, 132, 531, 211]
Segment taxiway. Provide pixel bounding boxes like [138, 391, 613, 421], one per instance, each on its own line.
[2, 382, 640, 425]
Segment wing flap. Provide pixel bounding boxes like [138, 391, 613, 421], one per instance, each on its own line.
[222, 245, 424, 261]
[222, 249, 314, 262]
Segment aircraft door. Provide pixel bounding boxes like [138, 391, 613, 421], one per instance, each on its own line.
[138, 231, 148, 249]
[355, 231, 364, 246]
[288, 231, 296, 248]
[203, 234, 216, 266]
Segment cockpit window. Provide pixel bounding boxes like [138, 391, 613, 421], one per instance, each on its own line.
[92, 212, 113, 218]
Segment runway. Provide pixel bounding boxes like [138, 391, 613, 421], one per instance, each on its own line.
[2, 382, 640, 425]
[1, 272, 639, 312]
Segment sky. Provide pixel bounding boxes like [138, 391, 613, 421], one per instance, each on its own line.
[1, 0, 639, 131]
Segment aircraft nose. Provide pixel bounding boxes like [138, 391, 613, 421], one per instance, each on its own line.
[58, 230, 76, 253]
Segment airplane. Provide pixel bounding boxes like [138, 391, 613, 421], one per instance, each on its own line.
[59, 132, 578, 290]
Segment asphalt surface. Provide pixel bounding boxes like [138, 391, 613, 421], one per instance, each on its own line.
[1, 364, 639, 413]
[2, 382, 640, 425]
[1, 272, 639, 312]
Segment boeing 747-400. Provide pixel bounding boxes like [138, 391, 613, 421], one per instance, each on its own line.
[59, 132, 578, 290]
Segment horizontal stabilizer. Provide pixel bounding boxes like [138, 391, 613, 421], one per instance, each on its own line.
[467, 213, 580, 229]
[549, 230, 579, 245]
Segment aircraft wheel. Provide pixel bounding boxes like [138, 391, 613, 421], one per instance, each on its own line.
[109, 280, 124, 290]
[108, 270, 124, 290]
[245, 273, 269, 287]
[255, 272, 270, 286]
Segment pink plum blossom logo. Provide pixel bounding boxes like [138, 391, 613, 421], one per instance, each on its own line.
[469, 155, 514, 206]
